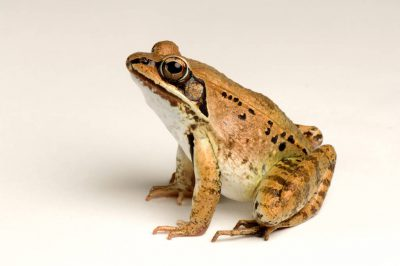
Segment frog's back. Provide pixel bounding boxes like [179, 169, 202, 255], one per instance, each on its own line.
[188, 58, 311, 153]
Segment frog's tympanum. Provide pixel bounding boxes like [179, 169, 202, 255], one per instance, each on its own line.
[126, 41, 336, 241]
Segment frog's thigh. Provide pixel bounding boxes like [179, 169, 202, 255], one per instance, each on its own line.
[253, 145, 336, 226]
[295, 124, 323, 149]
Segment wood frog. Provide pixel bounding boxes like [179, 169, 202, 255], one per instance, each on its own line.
[126, 41, 336, 241]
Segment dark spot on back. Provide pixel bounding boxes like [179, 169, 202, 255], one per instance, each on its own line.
[221, 92, 227, 98]
[280, 132, 286, 137]
[268, 120, 273, 126]
[304, 131, 312, 137]
[314, 134, 323, 141]
[311, 206, 318, 214]
[248, 108, 255, 115]
[323, 178, 331, 186]
[228, 95, 232, 100]
[278, 142, 286, 151]
[265, 128, 271, 135]
[233, 97, 239, 102]
[271, 135, 278, 144]
[238, 113, 246, 120]
[238, 101, 242, 106]
[288, 135, 295, 144]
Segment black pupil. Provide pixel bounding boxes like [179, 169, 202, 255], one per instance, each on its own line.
[166, 61, 183, 74]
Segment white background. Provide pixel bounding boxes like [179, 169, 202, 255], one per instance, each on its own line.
[1, 0, 400, 265]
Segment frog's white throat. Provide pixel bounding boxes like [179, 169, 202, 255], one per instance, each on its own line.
[130, 73, 197, 160]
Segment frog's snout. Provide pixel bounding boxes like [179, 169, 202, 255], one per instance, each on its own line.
[126, 53, 140, 72]
[126, 53, 153, 73]
[126, 57, 133, 71]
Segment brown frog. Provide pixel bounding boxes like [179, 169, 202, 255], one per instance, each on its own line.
[126, 41, 336, 241]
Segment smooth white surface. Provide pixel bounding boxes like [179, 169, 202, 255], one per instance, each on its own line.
[1, 0, 399, 265]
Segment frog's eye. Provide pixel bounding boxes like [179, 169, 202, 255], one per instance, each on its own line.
[159, 56, 190, 83]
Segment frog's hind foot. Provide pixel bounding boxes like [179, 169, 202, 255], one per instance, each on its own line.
[212, 220, 287, 242]
[234, 219, 279, 240]
[233, 219, 259, 229]
[211, 224, 264, 242]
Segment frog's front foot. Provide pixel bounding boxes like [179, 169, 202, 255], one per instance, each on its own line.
[145, 174, 193, 205]
[152, 221, 207, 239]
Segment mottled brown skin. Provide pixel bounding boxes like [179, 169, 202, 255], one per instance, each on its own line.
[126, 41, 337, 241]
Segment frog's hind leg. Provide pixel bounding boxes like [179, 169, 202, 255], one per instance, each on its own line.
[212, 145, 336, 242]
[254, 144, 336, 240]
[295, 124, 323, 150]
[263, 156, 335, 240]
[146, 146, 195, 205]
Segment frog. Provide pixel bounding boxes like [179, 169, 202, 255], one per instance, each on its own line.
[126, 41, 336, 241]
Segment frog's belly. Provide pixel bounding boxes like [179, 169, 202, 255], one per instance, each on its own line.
[218, 160, 263, 202]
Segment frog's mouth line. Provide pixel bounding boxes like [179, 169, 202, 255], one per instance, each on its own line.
[129, 67, 183, 107]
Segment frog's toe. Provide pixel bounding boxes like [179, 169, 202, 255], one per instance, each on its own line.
[262, 226, 279, 241]
[145, 184, 193, 205]
[153, 222, 206, 239]
[152, 225, 177, 235]
[211, 225, 263, 242]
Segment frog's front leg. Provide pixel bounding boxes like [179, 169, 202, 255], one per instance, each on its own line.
[146, 146, 195, 205]
[153, 133, 221, 239]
